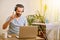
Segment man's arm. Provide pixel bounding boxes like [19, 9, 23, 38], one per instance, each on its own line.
[3, 19, 11, 29]
[3, 13, 15, 29]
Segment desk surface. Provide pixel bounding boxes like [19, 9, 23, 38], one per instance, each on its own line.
[0, 37, 19, 40]
[0, 34, 19, 40]
[0, 37, 44, 40]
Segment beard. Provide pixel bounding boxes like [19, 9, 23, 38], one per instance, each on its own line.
[16, 13, 21, 17]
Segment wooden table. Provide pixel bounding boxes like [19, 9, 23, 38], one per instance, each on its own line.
[0, 34, 19, 40]
[0, 31, 45, 40]
[0, 37, 19, 40]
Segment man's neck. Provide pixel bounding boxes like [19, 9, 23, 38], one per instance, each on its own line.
[15, 15, 21, 21]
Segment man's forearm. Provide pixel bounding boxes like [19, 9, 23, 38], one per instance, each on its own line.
[3, 20, 11, 29]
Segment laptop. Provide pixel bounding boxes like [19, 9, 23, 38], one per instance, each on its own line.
[19, 26, 38, 38]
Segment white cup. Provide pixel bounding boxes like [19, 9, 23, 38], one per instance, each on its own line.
[2, 32, 7, 38]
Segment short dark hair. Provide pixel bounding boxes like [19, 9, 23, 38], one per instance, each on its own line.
[14, 4, 24, 12]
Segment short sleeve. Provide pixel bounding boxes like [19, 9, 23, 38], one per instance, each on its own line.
[24, 17, 28, 26]
[6, 17, 10, 22]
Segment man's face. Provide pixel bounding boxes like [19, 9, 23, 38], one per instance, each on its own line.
[16, 7, 24, 17]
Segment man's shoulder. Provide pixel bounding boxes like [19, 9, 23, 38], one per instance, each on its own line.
[20, 15, 26, 18]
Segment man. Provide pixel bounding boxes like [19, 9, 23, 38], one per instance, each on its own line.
[2, 4, 28, 36]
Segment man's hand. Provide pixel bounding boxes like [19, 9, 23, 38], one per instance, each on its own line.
[9, 12, 16, 22]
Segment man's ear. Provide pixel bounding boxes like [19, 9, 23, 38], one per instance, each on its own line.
[14, 6, 17, 11]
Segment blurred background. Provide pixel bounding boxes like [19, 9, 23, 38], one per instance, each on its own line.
[0, 0, 60, 34]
